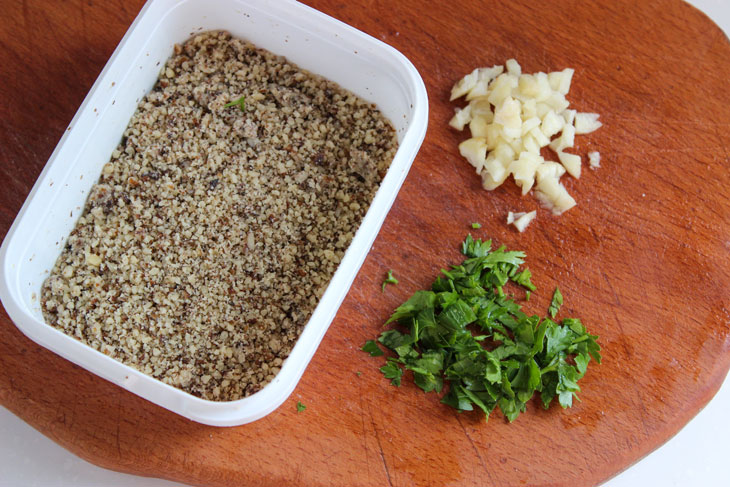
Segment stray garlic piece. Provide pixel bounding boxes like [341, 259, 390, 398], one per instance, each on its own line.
[507, 211, 537, 232]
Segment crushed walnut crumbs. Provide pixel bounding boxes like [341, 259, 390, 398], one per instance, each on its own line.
[41, 31, 398, 401]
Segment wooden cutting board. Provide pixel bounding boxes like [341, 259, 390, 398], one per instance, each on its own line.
[1, 0, 729, 485]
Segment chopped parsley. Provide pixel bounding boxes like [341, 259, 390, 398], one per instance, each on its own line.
[380, 359, 404, 386]
[382, 269, 398, 292]
[224, 95, 246, 111]
[361, 339, 384, 356]
[363, 234, 601, 422]
[548, 287, 563, 318]
[471, 222, 482, 229]
[296, 401, 306, 413]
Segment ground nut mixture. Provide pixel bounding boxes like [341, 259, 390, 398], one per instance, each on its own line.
[41, 31, 398, 401]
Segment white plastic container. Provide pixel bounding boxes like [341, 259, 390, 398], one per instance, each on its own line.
[0, 0, 427, 426]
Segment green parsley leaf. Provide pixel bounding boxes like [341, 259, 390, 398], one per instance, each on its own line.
[412, 350, 444, 374]
[378, 329, 417, 358]
[545, 320, 573, 358]
[363, 234, 601, 422]
[386, 290, 436, 324]
[548, 287, 563, 318]
[382, 269, 398, 292]
[361, 339, 384, 357]
[574, 353, 590, 375]
[461, 234, 492, 258]
[484, 352, 502, 384]
[296, 401, 306, 413]
[512, 268, 537, 291]
[413, 370, 443, 393]
[380, 359, 404, 386]
[224, 95, 246, 111]
[438, 299, 477, 330]
[471, 222, 482, 229]
[498, 396, 525, 422]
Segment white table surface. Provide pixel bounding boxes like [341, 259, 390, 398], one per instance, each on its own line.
[1, 1, 728, 486]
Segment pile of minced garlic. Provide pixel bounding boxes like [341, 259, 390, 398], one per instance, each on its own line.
[41, 31, 398, 401]
[449, 59, 601, 218]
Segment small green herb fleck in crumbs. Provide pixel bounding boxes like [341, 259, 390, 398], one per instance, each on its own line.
[224, 95, 246, 111]
[471, 222, 482, 229]
[356, 371, 362, 377]
[296, 401, 306, 413]
[382, 269, 398, 292]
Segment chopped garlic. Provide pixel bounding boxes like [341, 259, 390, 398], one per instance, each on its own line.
[549, 124, 575, 153]
[521, 98, 537, 119]
[547, 68, 574, 95]
[507, 210, 537, 232]
[540, 110, 565, 139]
[574, 112, 602, 134]
[508, 152, 543, 195]
[450, 69, 480, 101]
[472, 66, 504, 97]
[562, 109, 577, 126]
[469, 116, 490, 138]
[459, 138, 488, 173]
[451, 66, 504, 101]
[449, 105, 472, 131]
[545, 92, 570, 113]
[465, 79, 490, 101]
[588, 151, 601, 168]
[484, 154, 509, 183]
[485, 123, 503, 150]
[514, 211, 537, 232]
[536, 161, 566, 182]
[450, 59, 602, 216]
[521, 134, 539, 154]
[488, 74, 518, 106]
[494, 96, 522, 139]
[529, 126, 551, 148]
[481, 167, 509, 190]
[521, 116, 541, 136]
[470, 98, 494, 120]
[535, 177, 576, 215]
[505, 58, 522, 76]
[557, 151, 582, 179]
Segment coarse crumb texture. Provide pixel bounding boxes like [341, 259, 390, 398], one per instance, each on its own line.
[41, 31, 398, 401]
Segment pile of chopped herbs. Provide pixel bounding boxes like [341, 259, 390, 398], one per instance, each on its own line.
[362, 235, 601, 422]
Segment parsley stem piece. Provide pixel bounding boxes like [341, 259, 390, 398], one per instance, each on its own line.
[382, 269, 398, 292]
[363, 235, 601, 422]
[224, 95, 246, 111]
[471, 222, 482, 229]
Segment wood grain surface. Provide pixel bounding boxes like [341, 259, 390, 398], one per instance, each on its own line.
[1, 0, 729, 486]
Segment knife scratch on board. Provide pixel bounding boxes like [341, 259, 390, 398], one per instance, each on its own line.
[455, 413, 493, 482]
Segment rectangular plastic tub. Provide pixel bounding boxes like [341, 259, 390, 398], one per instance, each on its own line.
[0, 0, 427, 426]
